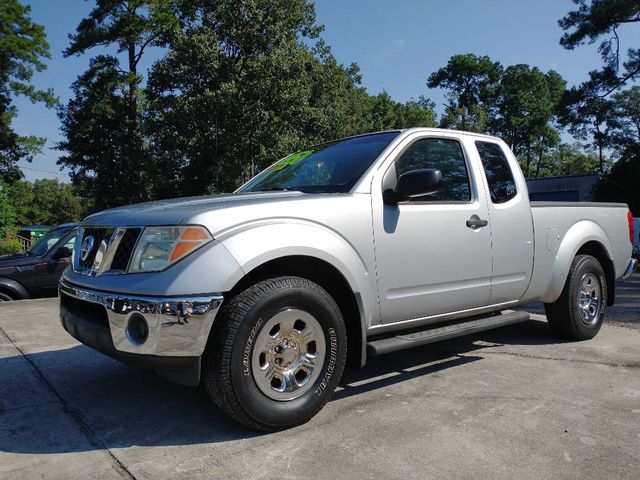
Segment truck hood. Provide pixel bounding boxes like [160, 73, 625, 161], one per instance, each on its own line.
[82, 191, 350, 233]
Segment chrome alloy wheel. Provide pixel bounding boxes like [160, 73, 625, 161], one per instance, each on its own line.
[251, 309, 326, 401]
[578, 273, 602, 325]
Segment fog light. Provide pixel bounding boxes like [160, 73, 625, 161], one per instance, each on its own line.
[126, 313, 149, 345]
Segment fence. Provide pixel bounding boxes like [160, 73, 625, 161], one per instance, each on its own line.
[5, 232, 33, 251]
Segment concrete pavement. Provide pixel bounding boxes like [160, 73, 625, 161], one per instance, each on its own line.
[1, 291, 639, 479]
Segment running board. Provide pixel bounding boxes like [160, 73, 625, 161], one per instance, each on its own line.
[367, 310, 530, 356]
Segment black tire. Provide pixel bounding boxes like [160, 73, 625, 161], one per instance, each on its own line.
[0, 290, 14, 301]
[544, 254, 607, 340]
[203, 276, 347, 432]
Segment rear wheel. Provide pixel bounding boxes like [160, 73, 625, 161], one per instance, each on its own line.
[203, 276, 347, 431]
[544, 254, 607, 340]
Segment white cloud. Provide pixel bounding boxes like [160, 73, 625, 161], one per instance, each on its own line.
[371, 38, 406, 63]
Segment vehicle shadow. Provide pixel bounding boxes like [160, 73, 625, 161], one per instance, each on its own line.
[336, 317, 564, 399]
[0, 319, 559, 454]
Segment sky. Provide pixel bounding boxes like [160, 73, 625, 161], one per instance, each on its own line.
[13, 0, 640, 182]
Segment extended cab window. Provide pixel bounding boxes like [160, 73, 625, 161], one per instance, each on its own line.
[393, 138, 471, 202]
[475, 141, 517, 204]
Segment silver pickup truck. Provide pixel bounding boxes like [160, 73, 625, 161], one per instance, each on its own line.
[59, 128, 637, 431]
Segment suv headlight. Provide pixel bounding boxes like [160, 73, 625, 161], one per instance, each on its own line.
[129, 226, 213, 273]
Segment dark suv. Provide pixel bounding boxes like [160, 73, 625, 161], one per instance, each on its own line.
[0, 223, 78, 301]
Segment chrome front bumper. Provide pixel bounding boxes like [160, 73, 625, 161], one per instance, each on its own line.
[59, 279, 223, 357]
[622, 258, 637, 280]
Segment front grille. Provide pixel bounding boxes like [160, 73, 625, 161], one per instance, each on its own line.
[74, 227, 141, 275]
[79, 228, 109, 269]
[111, 228, 141, 270]
[61, 293, 109, 328]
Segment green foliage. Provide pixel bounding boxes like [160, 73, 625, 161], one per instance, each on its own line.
[608, 86, 640, 150]
[365, 93, 436, 132]
[536, 142, 605, 177]
[0, 237, 22, 255]
[60, 0, 177, 209]
[144, 1, 437, 196]
[559, 0, 640, 92]
[427, 54, 503, 131]
[427, 55, 569, 177]
[595, 148, 640, 215]
[58, 55, 152, 208]
[0, 0, 57, 183]
[496, 65, 565, 175]
[7, 179, 83, 226]
[0, 179, 16, 233]
[594, 87, 640, 213]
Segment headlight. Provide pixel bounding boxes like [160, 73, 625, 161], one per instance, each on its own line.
[129, 226, 213, 273]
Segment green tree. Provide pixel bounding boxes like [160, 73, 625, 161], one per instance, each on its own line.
[595, 149, 640, 215]
[0, 0, 56, 183]
[8, 179, 83, 226]
[64, 0, 176, 136]
[538, 142, 604, 177]
[608, 86, 640, 150]
[146, 0, 377, 196]
[58, 56, 150, 208]
[0, 179, 16, 233]
[7, 179, 33, 226]
[595, 86, 640, 213]
[367, 94, 436, 131]
[59, 0, 176, 208]
[495, 65, 565, 175]
[399, 97, 437, 128]
[558, 83, 613, 172]
[559, 0, 640, 96]
[427, 54, 503, 131]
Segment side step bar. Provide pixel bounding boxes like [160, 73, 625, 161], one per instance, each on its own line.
[367, 310, 530, 356]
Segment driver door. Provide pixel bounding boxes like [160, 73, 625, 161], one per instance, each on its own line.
[372, 134, 493, 325]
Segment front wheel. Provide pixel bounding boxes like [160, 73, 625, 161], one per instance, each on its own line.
[544, 254, 607, 340]
[203, 276, 347, 431]
[0, 291, 14, 301]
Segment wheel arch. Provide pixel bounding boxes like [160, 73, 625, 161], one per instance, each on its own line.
[540, 220, 614, 305]
[0, 277, 30, 300]
[224, 255, 367, 369]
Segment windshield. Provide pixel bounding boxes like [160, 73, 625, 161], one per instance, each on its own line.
[238, 132, 400, 193]
[27, 228, 68, 256]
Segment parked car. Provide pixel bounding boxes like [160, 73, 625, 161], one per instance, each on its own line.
[59, 128, 637, 431]
[0, 223, 78, 301]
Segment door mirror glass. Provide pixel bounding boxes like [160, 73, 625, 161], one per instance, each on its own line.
[385, 169, 442, 204]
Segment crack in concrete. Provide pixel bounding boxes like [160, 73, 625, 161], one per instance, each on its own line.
[479, 349, 640, 369]
[0, 324, 137, 480]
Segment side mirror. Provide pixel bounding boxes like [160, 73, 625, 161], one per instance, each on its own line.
[384, 168, 442, 204]
[52, 246, 72, 260]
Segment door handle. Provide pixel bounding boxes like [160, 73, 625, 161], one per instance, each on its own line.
[466, 215, 488, 229]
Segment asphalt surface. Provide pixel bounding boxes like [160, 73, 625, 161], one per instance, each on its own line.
[1, 274, 638, 480]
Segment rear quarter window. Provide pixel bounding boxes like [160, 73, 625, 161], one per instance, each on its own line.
[475, 141, 517, 204]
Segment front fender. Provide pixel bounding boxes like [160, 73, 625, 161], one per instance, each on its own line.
[0, 277, 30, 299]
[219, 220, 377, 328]
[538, 220, 612, 304]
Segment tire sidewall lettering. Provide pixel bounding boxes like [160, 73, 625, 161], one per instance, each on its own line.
[243, 317, 263, 376]
[315, 327, 338, 396]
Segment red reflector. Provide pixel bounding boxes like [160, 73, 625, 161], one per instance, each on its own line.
[629, 211, 635, 245]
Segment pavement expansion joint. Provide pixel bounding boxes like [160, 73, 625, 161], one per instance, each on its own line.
[482, 349, 640, 369]
[0, 323, 138, 480]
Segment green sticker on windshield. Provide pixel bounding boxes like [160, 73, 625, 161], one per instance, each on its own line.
[268, 150, 314, 172]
